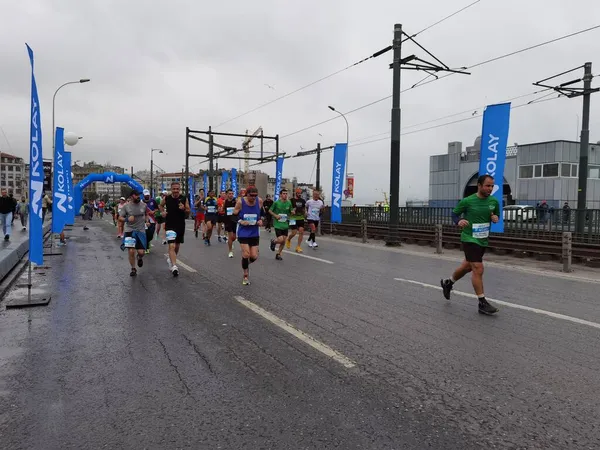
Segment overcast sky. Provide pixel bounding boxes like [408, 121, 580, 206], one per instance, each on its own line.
[2, 0, 599, 204]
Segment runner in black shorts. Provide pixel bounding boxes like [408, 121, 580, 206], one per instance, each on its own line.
[223, 189, 238, 258]
[160, 181, 190, 277]
[269, 189, 292, 261]
[441, 174, 500, 315]
[286, 188, 307, 253]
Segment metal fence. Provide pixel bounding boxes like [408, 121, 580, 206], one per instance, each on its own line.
[321, 206, 600, 244]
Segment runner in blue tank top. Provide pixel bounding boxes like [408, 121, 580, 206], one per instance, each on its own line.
[233, 185, 263, 285]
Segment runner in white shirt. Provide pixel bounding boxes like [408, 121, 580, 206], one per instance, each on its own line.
[305, 190, 324, 248]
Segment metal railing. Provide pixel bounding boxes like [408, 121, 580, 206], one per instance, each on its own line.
[321, 206, 600, 244]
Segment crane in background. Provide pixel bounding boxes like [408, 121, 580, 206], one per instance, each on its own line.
[242, 126, 263, 185]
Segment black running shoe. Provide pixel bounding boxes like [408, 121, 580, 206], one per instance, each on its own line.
[137, 256, 143, 268]
[195, 229, 198, 238]
[441, 279, 453, 300]
[270, 239, 276, 252]
[130, 268, 137, 277]
[275, 254, 283, 261]
[478, 300, 499, 315]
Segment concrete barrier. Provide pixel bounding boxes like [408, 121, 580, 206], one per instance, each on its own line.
[0, 223, 51, 283]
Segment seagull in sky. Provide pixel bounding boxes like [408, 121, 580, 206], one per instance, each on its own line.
[264, 84, 275, 90]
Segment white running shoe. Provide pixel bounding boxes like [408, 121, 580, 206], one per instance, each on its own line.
[171, 265, 179, 277]
[307, 241, 314, 248]
[228, 252, 234, 258]
[312, 242, 319, 248]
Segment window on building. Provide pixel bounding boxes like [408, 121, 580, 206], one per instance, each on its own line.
[572, 165, 578, 177]
[561, 163, 572, 177]
[519, 165, 533, 178]
[543, 163, 559, 177]
[534, 165, 542, 178]
[590, 166, 600, 179]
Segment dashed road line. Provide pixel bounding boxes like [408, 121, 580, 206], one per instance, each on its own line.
[282, 250, 334, 264]
[163, 254, 197, 273]
[235, 296, 356, 369]
[394, 277, 600, 331]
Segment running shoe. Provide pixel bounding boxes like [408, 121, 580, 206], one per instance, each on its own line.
[270, 239, 276, 252]
[171, 265, 179, 277]
[441, 279, 453, 300]
[242, 277, 250, 286]
[286, 239, 291, 249]
[137, 256, 144, 268]
[275, 254, 283, 261]
[130, 268, 137, 277]
[295, 246, 303, 253]
[228, 252, 234, 258]
[478, 300, 499, 315]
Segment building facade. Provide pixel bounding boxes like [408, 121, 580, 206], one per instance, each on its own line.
[1, 153, 26, 198]
[429, 137, 600, 209]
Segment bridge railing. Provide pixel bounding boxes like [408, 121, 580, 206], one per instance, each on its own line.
[321, 206, 600, 244]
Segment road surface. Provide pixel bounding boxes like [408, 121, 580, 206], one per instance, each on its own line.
[0, 218, 598, 449]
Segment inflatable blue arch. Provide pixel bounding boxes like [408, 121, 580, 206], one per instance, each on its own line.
[74, 172, 144, 210]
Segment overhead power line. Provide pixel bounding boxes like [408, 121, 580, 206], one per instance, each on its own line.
[279, 23, 600, 141]
[214, 0, 483, 129]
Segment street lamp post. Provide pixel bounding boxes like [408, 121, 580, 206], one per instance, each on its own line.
[328, 105, 350, 192]
[150, 148, 163, 196]
[52, 79, 91, 164]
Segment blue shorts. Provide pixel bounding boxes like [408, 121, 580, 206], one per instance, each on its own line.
[121, 230, 147, 251]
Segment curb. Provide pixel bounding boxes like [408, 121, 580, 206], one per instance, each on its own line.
[0, 223, 52, 284]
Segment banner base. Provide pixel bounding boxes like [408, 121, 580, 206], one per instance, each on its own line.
[5, 287, 51, 309]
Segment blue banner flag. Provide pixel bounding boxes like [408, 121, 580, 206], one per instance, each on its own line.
[479, 103, 511, 233]
[274, 157, 284, 201]
[52, 127, 68, 233]
[220, 171, 229, 194]
[231, 168, 238, 197]
[188, 176, 195, 215]
[26, 44, 44, 265]
[160, 182, 165, 193]
[64, 150, 74, 225]
[203, 172, 209, 192]
[331, 143, 347, 224]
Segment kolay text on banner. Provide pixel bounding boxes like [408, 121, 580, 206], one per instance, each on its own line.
[221, 171, 229, 193]
[52, 127, 68, 233]
[478, 103, 511, 233]
[231, 168, 238, 197]
[274, 157, 284, 201]
[26, 43, 44, 265]
[64, 150, 74, 225]
[331, 143, 347, 224]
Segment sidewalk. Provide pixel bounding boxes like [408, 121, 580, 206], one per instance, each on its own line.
[0, 220, 52, 283]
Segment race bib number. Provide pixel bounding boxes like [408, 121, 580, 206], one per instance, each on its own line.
[243, 214, 257, 225]
[278, 214, 288, 223]
[207, 206, 216, 214]
[124, 237, 136, 248]
[310, 208, 320, 217]
[226, 207, 234, 216]
[472, 223, 490, 239]
[289, 219, 297, 226]
[166, 230, 177, 241]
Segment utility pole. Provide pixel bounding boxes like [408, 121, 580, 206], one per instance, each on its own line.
[316, 142, 321, 191]
[208, 126, 214, 191]
[533, 62, 598, 234]
[577, 62, 593, 233]
[185, 127, 190, 199]
[387, 24, 403, 246]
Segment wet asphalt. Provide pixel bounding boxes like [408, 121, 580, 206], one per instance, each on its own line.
[0, 217, 599, 449]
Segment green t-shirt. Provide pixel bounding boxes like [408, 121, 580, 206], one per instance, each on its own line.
[453, 193, 500, 247]
[154, 197, 162, 217]
[270, 199, 293, 230]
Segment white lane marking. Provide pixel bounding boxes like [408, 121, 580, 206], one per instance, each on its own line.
[163, 254, 197, 273]
[394, 277, 600, 331]
[282, 250, 334, 264]
[316, 235, 600, 285]
[235, 296, 356, 369]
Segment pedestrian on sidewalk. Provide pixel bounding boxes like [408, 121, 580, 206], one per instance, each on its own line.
[18, 197, 28, 231]
[0, 188, 16, 241]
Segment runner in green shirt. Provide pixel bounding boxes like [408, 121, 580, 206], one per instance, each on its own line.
[268, 189, 293, 261]
[441, 174, 500, 315]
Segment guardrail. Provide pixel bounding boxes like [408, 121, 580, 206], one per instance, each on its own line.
[320, 220, 600, 271]
[321, 206, 600, 244]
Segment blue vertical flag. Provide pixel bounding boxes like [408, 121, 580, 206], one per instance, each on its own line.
[231, 168, 238, 197]
[331, 143, 347, 224]
[220, 171, 229, 194]
[160, 182, 165, 193]
[188, 176, 195, 215]
[26, 44, 44, 265]
[274, 157, 284, 201]
[64, 150, 74, 225]
[203, 172, 209, 192]
[52, 127, 68, 233]
[479, 103, 511, 233]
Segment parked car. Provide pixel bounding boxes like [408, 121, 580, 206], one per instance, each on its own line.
[503, 205, 537, 222]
